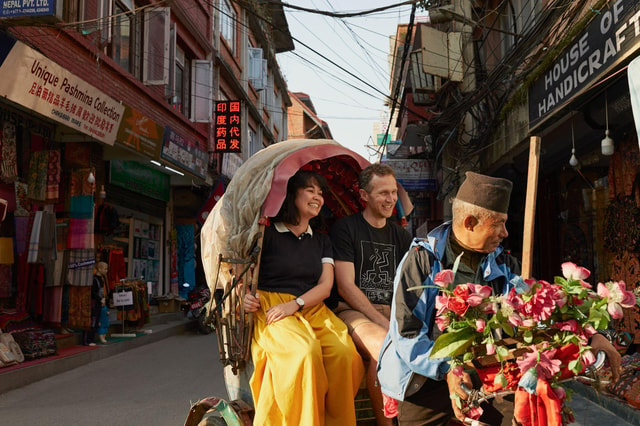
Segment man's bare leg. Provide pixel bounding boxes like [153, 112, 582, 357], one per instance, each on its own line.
[351, 322, 393, 426]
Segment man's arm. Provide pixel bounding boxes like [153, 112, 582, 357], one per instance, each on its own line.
[334, 260, 390, 328]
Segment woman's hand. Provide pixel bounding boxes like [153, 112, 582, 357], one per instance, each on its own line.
[243, 292, 261, 313]
[265, 300, 298, 325]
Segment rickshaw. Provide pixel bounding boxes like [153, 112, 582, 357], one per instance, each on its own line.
[185, 139, 413, 426]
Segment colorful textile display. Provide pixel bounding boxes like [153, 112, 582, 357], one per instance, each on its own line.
[66, 249, 95, 287]
[609, 251, 640, 344]
[13, 329, 57, 360]
[69, 195, 94, 219]
[14, 216, 28, 254]
[43, 286, 63, 324]
[14, 182, 30, 216]
[69, 169, 95, 197]
[1, 121, 18, 183]
[0, 264, 11, 297]
[27, 211, 43, 263]
[0, 237, 13, 264]
[606, 352, 640, 409]
[106, 248, 126, 290]
[67, 285, 91, 329]
[67, 218, 94, 250]
[64, 143, 91, 168]
[28, 150, 60, 202]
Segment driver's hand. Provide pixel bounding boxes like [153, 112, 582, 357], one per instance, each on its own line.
[446, 368, 473, 422]
[591, 332, 622, 382]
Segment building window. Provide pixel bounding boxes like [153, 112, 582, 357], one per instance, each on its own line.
[220, 0, 236, 53]
[143, 6, 170, 85]
[172, 46, 190, 117]
[109, 1, 135, 73]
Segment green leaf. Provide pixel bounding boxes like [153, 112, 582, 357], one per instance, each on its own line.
[496, 345, 510, 358]
[430, 327, 476, 359]
[568, 359, 582, 375]
[452, 252, 463, 277]
[523, 329, 533, 344]
[463, 351, 474, 362]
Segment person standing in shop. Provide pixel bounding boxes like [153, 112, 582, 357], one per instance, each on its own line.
[91, 261, 110, 345]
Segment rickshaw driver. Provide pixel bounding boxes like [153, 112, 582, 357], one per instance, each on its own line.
[330, 163, 413, 426]
[377, 171, 622, 425]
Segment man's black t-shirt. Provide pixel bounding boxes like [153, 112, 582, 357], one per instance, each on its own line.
[330, 212, 412, 305]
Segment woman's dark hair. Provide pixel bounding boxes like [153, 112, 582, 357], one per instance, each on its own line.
[273, 170, 329, 225]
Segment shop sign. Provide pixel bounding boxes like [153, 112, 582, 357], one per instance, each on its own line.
[160, 126, 208, 180]
[109, 160, 170, 202]
[116, 106, 164, 159]
[0, 0, 57, 18]
[0, 35, 124, 145]
[529, 0, 640, 129]
[383, 159, 437, 191]
[221, 153, 244, 178]
[214, 100, 242, 153]
[0, 103, 54, 138]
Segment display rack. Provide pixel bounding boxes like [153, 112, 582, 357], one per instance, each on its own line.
[111, 276, 143, 338]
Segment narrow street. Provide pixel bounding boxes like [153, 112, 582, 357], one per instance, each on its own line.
[0, 331, 226, 426]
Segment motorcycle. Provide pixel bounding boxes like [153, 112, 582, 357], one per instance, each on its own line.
[182, 284, 214, 335]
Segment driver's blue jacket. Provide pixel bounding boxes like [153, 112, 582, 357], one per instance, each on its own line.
[376, 222, 521, 401]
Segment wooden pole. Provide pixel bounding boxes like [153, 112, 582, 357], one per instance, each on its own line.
[521, 136, 541, 279]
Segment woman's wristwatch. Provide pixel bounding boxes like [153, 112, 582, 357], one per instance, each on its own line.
[295, 297, 305, 311]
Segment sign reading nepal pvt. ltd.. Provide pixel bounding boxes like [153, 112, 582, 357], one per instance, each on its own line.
[214, 100, 241, 153]
[0, 0, 55, 18]
[528, 0, 640, 129]
[0, 34, 125, 145]
[160, 126, 208, 179]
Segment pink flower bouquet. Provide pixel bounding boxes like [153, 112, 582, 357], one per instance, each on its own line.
[424, 261, 640, 425]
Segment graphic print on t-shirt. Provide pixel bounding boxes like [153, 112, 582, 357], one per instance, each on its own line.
[358, 240, 396, 304]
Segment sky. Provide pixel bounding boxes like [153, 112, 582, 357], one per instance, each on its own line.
[278, 1, 420, 161]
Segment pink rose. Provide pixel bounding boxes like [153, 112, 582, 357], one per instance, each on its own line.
[466, 283, 492, 307]
[435, 315, 450, 331]
[382, 394, 398, 418]
[486, 342, 496, 355]
[561, 262, 591, 281]
[598, 280, 636, 319]
[453, 284, 470, 300]
[435, 294, 449, 316]
[582, 350, 596, 368]
[448, 297, 469, 316]
[475, 319, 486, 332]
[553, 386, 566, 400]
[434, 270, 454, 287]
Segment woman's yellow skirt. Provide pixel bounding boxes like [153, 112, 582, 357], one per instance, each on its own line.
[250, 291, 364, 425]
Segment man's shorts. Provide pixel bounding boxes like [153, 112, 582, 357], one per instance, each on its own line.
[333, 301, 390, 333]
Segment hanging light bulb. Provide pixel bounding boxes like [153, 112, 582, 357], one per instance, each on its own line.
[601, 91, 614, 156]
[569, 119, 579, 167]
[569, 148, 579, 167]
[87, 170, 96, 183]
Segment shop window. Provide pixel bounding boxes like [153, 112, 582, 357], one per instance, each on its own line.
[220, 0, 237, 53]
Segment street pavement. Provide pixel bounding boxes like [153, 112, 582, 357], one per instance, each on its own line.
[0, 331, 227, 425]
[0, 328, 637, 425]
